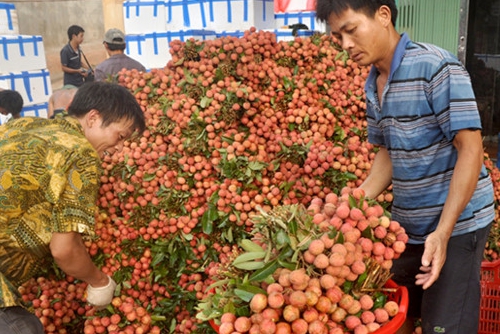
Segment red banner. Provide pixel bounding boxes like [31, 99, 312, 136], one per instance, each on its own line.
[275, 0, 316, 13]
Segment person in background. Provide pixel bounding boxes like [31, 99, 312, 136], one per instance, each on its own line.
[0, 89, 23, 120]
[315, 1, 495, 333]
[60, 25, 89, 88]
[0, 82, 145, 334]
[47, 86, 78, 119]
[94, 28, 146, 82]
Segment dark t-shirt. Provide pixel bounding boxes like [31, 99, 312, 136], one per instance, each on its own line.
[94, 53, 146, 82]
[60, 43, 84, 87]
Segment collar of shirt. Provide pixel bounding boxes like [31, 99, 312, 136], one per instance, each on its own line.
[365, 32, 411, 89]
[66, 42, 80, 55]
[59, 115, 85, 135]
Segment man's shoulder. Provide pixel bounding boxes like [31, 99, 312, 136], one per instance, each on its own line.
[103, 54, 145, 70]
[406, 41, 459, 63]
[114, 53, 140, 63]
[126, 56, 146, 71]
[94, 58, 109, 70]
[128, 57, 146, 70]
[60, 43, 72, 54]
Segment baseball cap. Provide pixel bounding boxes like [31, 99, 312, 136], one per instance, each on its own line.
[104, 28, 126, 45]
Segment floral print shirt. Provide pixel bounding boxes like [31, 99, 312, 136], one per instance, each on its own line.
[0, 116, 101, 307]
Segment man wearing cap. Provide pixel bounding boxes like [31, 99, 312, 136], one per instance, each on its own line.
[94, 28, 146, 82]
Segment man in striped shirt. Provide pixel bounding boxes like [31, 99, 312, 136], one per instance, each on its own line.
[317, 1, 495, 333]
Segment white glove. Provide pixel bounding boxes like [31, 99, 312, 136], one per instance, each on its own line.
[86, 276, 117, 308]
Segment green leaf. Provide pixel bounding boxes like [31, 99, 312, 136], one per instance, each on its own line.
[276, 229, 291, 248]
[291, 249, 301, 263]
[201, 211, 213, 234]
[239, 239, 265, 253]
[356, 271, 368, 285]
[277, 259, 297, 271]
[249, 259, 279, 282]
[221, 136, 234, 144]
[151, 315, 167, 322]
[183, 68, 195, 84]
[151, 252, 165, 267]
[234, 288, 255, 303]
[174, 57, 185, 66]
[343, 280, 354, 294]
[169, 319, 177, 333]
[222, 301, 236, 315]
[283, 76, 294, 90]
[232, 251, 266, 265]
[247, 161, 266, 171]
[206, 279, 231, 291]
[143, 173, 156, 181]
[201, 203, 218, 234]
[373, 292, 387, 309]
[235, 284, 266, 296]
[181, 231, 193, 241]
[361, 226, 374, 240]
[233, 261, 265, 271]
[348, 194, 358, 209]
[288, 218, 298, 235]
[337, 232, 345, 244]
[50, 298, 61, 305]
[200, 96, 213, 108]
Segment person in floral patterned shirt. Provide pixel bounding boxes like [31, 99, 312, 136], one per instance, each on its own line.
[0, 82, 145, 333]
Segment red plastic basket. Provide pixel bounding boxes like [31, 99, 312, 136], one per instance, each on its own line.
[371, 279, 408, 334]
[209, 279, 408, 333]
[479, 259, 500, 334]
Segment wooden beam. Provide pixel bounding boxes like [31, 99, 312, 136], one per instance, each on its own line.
[102, 0, 124, 32]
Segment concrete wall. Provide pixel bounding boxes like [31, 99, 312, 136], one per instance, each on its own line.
[9, 0, 111, 89]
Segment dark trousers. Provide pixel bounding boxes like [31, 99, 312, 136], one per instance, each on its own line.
[391, 224, 491, 334]
[0, 306, 44, 334]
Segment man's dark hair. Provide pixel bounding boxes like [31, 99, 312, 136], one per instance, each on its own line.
[68, 82, 145, 135]
[316, 0, 398, 26]
[105, 42, 126, 52]
[0, 90, 23, 116]
[67, 25, 85, 41]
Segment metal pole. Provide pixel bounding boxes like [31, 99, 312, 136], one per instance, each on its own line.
[457, 0, 470, 64]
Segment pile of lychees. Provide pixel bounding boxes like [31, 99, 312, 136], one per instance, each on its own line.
[204, 187, 409, 334]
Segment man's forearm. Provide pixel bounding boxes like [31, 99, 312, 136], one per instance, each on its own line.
[61, 65, 82, 75]
[359, 147, 393, 199]
[50, 232, 108, 287]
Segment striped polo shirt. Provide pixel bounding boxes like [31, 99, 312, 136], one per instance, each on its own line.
[365, 33, 495, 243]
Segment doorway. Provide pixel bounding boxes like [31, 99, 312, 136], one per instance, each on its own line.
[466, 0, 500, 138]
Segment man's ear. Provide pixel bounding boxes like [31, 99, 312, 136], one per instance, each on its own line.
[85, 109, 101, 128]
[376, 5, 393, 27]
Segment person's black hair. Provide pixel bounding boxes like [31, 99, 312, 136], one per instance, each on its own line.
[316, 0, 398, 26]
[67, 25, 85, 41]
[0, 90, 23, 116]
[105, 42, 126, 52]
[67, 82, 145, 135]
